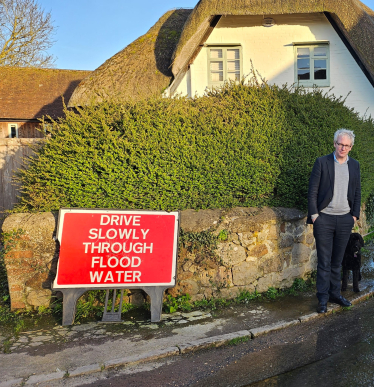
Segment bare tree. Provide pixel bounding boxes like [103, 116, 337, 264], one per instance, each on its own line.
[0, 0, 55, 67]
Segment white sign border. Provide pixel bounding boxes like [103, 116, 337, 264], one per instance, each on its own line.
[53, 208, 180, 289]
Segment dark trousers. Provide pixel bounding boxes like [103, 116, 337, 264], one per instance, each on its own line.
[313, 212, 354, 303]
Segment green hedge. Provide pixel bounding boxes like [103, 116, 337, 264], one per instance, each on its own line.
[15, 80, 374, 213]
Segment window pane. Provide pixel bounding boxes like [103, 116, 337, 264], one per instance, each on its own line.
[227, 49, 239, 60]
[210, 61, 223, 71]
[314, 69, 327, 80]
[314, 47, 327, 57]
[314, 59, 326, 69]
[10, 125, 17, 138]
[297, 48, 310, 58]
[227, 60, 240, 72]
[211, 72, 223, 82]
[227, 72, 240, 81]
[297, 58, 310, 70]
[298, 70, 310, 80]
[210, 49, 223, 59]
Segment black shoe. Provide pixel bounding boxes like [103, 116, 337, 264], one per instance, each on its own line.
[317, 302, 327, 313]
[328, 295, 352, 307]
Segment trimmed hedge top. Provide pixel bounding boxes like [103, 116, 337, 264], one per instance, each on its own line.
[15, 79, 374, 213]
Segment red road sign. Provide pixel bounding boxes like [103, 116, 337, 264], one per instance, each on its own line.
[53, 209, 180, 288]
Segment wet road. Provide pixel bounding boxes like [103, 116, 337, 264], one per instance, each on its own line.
[61, 295, 374, 387]
[46, 248, 374, 387]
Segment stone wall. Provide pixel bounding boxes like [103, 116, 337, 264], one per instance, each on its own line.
[168, 207, 316, 301]
[1, 207, 368, 310]
[2, 212, 57, 310]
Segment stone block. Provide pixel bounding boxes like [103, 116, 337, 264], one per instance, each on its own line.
[295, 234, 306, 243]
[259, 255, 283, 274]
[306, 233, 315, 245]
[279, 234, 294, 248]
[237, 284, 256, 293]
[11, 301, 26, 310]
[25, 272, 49, 288]
[178, 272, 193, 280]
[256, 273, 279, 293]
[249, 244, 268, 258]
[217, 242, 246, 266]
[26, 289, 52, 307]
[294, 225, 305, 236]
[279, 266, 305, 282]
[180, 209, 222, 232]
[10, 284, 23, 292]
[218, 287, 238, 299]
[268, 225, 278, 240]
[230, 233, 240, 244]
[182, 260, 194, 271]
[291, 244, 312, 264]
[199, 266, 232, 287]
[228, 207, 277, 233]
[238, 232, 256, 247]
[232, 261, 259, 286]
[203, 287, 213, 299]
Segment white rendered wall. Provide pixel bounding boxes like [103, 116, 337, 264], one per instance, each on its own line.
[172, 13, 374, 118]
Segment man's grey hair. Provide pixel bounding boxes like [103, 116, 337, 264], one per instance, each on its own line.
[334, 128, 355, 146]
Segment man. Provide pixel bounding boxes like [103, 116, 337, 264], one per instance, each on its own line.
[307, 128, 361, 313]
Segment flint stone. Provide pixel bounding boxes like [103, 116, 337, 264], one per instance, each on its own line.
[217, 243, 246, 266]
[180, 209, 223, 232]
[232, 261, 259, 286]
[292, 244, 312, 264]
[279, 234, 294, 248]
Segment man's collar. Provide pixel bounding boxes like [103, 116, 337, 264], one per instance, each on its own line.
[333, 152, 349, 164]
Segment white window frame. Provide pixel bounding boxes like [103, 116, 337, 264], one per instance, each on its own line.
[293, 42, 330, 87]
[8, 123, 18, 138]
[206, 45, 243, 87]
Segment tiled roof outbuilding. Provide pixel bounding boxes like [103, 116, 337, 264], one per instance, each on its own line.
[0, 67, 91, 120]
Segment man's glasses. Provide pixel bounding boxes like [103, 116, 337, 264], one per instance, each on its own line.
[335, 142, 352, 149]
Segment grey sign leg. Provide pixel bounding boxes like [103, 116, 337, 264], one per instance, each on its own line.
[59, 288, 88, 326]
[141, 286, 169, 322]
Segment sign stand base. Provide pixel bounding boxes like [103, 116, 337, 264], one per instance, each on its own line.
[102, 289, 124, 323]
[56, 286, 169, 326]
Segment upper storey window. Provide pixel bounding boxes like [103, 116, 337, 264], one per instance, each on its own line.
[208, 46, 242, 86]
[294, 43, 330, 87]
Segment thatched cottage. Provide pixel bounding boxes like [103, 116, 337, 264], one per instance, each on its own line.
[0, 67, 91, 138]
[69, 0, 374, 117]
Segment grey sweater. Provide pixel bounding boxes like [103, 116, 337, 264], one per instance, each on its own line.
[321, 159, 350, 215]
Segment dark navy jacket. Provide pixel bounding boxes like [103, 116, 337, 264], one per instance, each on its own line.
[307, 153, 361, 224]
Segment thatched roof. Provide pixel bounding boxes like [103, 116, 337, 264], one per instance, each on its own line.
[69, 1, 374, 106]
[172, 0, 374, 83]
[68, 9, 192, 107]
[0, 67, 91, 120]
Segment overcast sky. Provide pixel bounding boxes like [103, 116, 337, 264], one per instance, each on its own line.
[37, 0, 374, 71]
